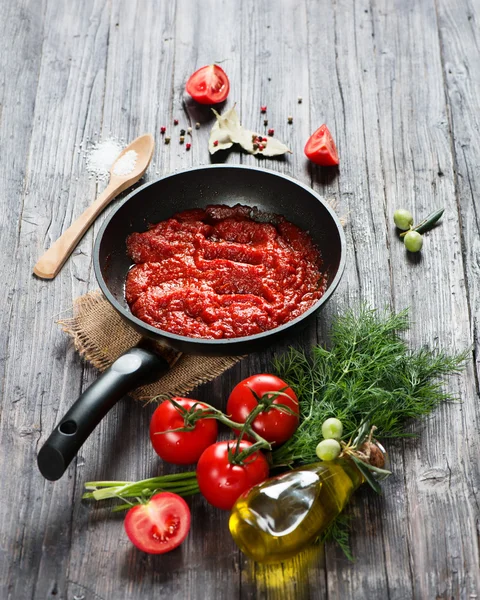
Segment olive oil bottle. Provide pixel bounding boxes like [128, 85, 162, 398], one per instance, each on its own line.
[229, 458, 364, 563]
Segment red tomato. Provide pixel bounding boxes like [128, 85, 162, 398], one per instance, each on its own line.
[186, 65, 230, 105]
[124, 492, 191, 554]
[150, 398, 218, 465]
[304, 124, 339, 166]
[196, 440, 269, 510]
[226, 374, 299, 445]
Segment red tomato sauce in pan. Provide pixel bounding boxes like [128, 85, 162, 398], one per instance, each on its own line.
[125, 204, 327, 339]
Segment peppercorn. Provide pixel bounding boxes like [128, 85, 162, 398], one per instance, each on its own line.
[268, 129, 274, 136]
[258, 144, 264, 151]
[165, 136, 171, 144]
[173, 119, 179, 125]
[186, 143, 191, 150]
[297, 97, 303, 103]
[195, 122, 200, 129]
[187, 127, 192, 133]
[287, 116, 293, 124]
[264, 119, 268, 126]
[213, 140, 219, 147]
[260, 106, 267, 113]
[160, 126, 166, 134]
[262, 137, 267, 142]
[180, 129, 186, 136]
[179, 136, 185, 143]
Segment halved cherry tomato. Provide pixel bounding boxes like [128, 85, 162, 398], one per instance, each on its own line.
[196, 440, 269, 510]
[304, 124, 339, 166]
[150, 397, 218, 465]
[124, 492, 191, 554]
[226, 374, 299, 445]
[186, 64, 230, 105]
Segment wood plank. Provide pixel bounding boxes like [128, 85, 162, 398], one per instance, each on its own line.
[236, 2, 329, 597]
[0, 2, 49, 594]
[0, 0, 111, 598]
[370, 0, 479, 597]
[65, 1, 247, 599]
[434, 0, 480, 596]
[304, 0, 396, 596]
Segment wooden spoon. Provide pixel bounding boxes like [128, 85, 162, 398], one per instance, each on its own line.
[33, 133, 155, 280]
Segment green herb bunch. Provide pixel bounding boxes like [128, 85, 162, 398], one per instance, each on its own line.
[270, 305, 467, 557]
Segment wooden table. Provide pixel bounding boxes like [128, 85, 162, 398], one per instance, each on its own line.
[2, 0, 479, 598]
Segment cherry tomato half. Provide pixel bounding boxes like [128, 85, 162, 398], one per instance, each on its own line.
[186, 64, 230, 105]
[196, 440, 269, 510]
[304, 124, 339, 166]
[124, 492, 191, 554]
[226, 374, 299, 445]
[150, 398, 218, 465]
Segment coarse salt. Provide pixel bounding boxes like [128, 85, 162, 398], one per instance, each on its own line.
[84, 139, 124, 181]
[112, 150, 138, 177]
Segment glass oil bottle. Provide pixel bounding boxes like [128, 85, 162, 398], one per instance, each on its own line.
[229, 458, 364, 563]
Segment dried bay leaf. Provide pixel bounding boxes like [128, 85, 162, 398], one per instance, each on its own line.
[209, 105, 291, 157]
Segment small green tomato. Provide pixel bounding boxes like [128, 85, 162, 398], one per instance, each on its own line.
[315, 439, 341, 461]
[394, 209, 414, 231]
[404, 230, 423, 252]
[321, 417, 343, 440]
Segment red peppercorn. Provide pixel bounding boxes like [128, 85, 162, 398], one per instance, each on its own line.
[213, 140, 219, 147]
[258, 144, 264, 151]
[262, 137, 267, 142]
[257, 136, 263, 142]
[186, 143, 191, 150]
[268, 129, 274, 136]
[260, 106, 267, 113]
[173, 119, 179, 125]
[160, 126, 166, 134]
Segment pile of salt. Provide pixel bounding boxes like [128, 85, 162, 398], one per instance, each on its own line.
[85, 139, 124, 181]
[112, 150, 138, 177]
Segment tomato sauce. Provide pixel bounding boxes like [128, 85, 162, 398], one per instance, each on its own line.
[125, 204, 327, 339]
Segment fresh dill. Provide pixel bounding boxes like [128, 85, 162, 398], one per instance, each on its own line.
[270, 305, 468, 558]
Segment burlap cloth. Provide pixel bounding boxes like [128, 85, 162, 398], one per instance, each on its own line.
[58, 291, 244, 400]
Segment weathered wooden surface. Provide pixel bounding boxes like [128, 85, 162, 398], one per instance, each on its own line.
[1, 0, 479, 598]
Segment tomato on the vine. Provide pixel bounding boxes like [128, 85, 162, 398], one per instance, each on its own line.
[196, 440, 269, 510]
[186, 64, 230, 105]
[226, 374, 299, 445]
[124, 492, 191, 554]
[304, 124, 339, 166]
[150, 397, 218, 465]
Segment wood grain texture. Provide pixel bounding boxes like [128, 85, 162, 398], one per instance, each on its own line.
[1, 0, 479, 598]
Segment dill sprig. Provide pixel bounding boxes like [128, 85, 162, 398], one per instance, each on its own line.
[270, 305, 468, 559]
[272, 305, 467, 468]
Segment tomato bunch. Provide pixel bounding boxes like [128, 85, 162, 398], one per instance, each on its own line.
[125, 374, 299, 554]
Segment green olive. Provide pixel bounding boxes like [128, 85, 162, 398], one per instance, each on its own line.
[394, 209, 414, 231]
[321, 418, 343, 440]
[404, 230, 423, 252]
[315, 439, 341, 461]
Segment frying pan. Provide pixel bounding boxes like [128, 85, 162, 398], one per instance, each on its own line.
[38, 165, 346, 480]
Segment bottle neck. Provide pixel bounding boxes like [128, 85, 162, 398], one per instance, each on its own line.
[336, 456, 365, 489]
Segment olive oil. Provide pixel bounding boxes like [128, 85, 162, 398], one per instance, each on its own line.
[229, 459, 363, 563]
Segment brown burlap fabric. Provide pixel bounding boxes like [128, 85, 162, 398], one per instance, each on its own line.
[58, 291, 244, 400]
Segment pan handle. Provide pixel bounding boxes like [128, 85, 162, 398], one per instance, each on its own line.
[37, 346, 169, 481]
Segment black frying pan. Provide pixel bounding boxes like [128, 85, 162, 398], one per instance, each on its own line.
[38, 165, 346, 480]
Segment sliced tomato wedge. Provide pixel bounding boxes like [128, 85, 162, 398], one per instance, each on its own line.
[124, 492, 191, 554]
[304, 124, 339, 166]
[186, 65, 230, 105]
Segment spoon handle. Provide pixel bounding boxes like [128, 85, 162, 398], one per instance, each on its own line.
[33, 178, 128, 279]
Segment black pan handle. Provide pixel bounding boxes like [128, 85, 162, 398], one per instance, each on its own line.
[37, 346, 169, 481]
